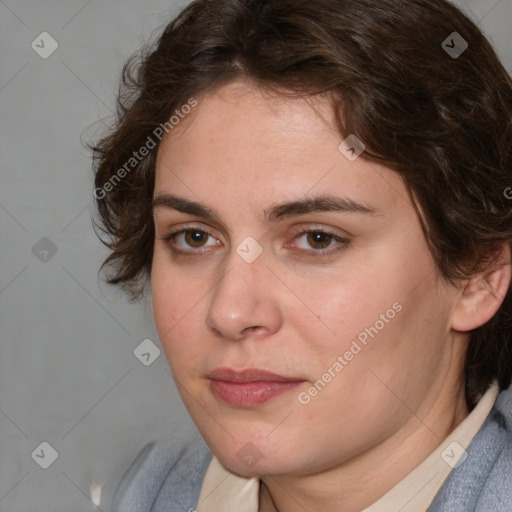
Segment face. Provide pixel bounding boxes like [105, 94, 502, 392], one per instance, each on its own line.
[151, 80, 465, 478]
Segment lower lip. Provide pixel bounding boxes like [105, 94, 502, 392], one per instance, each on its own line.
[209, 380, 303, 406]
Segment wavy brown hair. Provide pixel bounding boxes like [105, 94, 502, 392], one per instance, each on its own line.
[91, 0, 512, 409]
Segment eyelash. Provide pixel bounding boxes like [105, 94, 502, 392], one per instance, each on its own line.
[158, 225, 350, 259]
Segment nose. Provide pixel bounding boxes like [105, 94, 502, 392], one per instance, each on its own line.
[205, 249, 282, 341]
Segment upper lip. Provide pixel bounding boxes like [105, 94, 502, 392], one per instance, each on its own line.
[208, 367, 303, 383]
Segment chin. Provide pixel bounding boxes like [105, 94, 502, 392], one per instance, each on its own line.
[215, 450, 285, 478]
[204, 431, 301, 476]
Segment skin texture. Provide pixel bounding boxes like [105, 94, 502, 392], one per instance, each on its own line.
[150, 79, 510, 512]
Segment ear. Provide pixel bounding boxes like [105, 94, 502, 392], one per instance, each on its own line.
[451, 243, 511, 332]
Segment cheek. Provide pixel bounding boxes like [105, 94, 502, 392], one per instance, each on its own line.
[297, 264, 397, 348]
[150, 254, 203, 363]
[151, 245, 206, 327]
[150, 254, 233, 389]
[151, 270, 179, 336]
[299, 238, 441, 373]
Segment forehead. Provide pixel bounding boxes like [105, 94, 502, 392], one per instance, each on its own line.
[157, 81, 338, 169]
[154, 80, 410, 218]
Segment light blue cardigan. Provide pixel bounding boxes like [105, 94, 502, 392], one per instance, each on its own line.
[110, 384, 512, 512]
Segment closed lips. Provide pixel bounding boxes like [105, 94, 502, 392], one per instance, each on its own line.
[207, 367, 304, 383]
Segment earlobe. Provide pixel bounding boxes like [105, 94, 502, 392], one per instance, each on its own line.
[451, 243, 512, 332]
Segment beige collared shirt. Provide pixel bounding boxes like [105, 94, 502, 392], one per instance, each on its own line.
[196, 382, 499, 512]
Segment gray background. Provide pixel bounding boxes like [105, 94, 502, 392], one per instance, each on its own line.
[0, 1, 511, 511]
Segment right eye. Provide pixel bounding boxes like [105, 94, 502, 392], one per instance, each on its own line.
[158, 226, 222, 255]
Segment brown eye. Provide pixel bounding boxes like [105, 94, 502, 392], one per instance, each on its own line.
[184, 230, 209, 248]
[160, 227, 221, 255]
[305, 231, 333, 250]
[291, 228, 350, 259]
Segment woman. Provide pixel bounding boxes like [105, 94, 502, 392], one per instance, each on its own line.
[92, 0, 512, 510]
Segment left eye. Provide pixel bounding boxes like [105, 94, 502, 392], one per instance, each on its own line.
[293, 230, 346, 251]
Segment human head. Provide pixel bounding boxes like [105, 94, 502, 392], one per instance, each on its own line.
[92, 0, 512, 421]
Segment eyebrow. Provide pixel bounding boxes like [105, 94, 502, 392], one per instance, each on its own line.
[152, 193, 381, 223]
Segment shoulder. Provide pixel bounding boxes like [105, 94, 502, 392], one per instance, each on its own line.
[429, 383, 512, 512]
[474, 385, 512, 508]
[110, 428, 213, 512]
